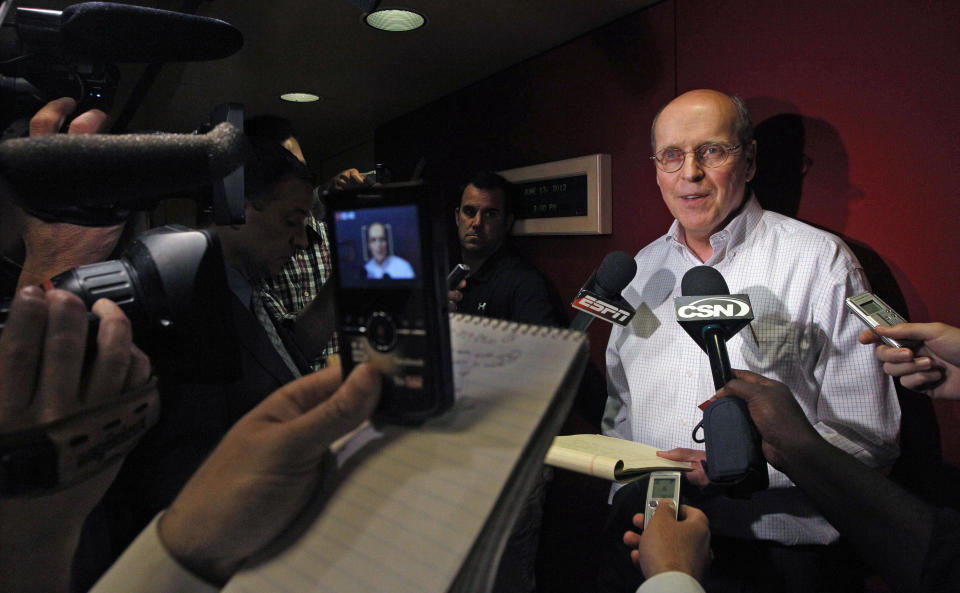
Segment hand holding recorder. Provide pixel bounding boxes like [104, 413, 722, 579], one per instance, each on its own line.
[156, 364, 381, 584]
[622, 500, 711, 584]
[859, 322, 960, 398]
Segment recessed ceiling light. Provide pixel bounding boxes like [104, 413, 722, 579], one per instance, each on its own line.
[280, 92, 321, 103]
[364, 8, 426, 32]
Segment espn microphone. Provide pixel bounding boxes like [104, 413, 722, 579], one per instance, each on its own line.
[569, 251, 637, 332]
[0, 122, 249, 225]
[675, 265, 767, 495]
[0, 2, 244, 63]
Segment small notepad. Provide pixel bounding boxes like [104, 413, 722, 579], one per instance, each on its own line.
[545, 434, 690, 483]
[223, 314, 588, 593]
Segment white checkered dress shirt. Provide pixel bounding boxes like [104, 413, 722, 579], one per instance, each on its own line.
[604, 195, 900, 544]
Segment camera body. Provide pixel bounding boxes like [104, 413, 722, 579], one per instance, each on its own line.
[1, 225, 239, 383]
[0, 6, 119, 126]
[325, 181, 454, 423]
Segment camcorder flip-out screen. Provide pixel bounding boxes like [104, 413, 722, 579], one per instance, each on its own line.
[326, 182, 453, 423]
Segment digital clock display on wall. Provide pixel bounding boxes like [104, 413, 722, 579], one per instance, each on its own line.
[499, 153, 610, 235]
[514, 174, 589, 219]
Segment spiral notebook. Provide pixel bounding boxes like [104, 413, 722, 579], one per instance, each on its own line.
[223, 313, 589, 593]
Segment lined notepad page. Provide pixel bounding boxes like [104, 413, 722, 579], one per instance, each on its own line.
[224, 314, 586, 593]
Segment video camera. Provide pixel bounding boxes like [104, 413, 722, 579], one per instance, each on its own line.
[0, 2, 248, 497]
[0, 225, 240, 382]
[0, 1, 243, 129]
[0, 96, 248, 378]
[0, 222, 237, 497]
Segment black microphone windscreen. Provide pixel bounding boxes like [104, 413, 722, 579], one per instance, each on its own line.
[681, 265, 730, 296]
[595, 250, 637, 297]
[61, 2, 243, 62]
[0, 122, 248, 208]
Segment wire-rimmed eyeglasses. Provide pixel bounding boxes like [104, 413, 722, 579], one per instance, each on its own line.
[650, 143, 743, 173]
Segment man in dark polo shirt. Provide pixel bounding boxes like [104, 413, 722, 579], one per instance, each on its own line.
[448, 171, 566, 592]
[449, 171, 566, 328]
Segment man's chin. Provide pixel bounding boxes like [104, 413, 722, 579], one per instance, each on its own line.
[460, 237, 485, 250]
[263, 260, 288, 278]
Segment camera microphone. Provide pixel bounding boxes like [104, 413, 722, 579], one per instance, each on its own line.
[0, 122, 249, 225]
[0, 2, 243, 63]
[569, 250, 637, 332]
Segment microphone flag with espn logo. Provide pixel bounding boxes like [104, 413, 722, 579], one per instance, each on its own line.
[570, 271, 636, 327]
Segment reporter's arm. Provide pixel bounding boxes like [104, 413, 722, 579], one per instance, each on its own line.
[158, 364, 378, 583]
[717, 371, 934, 593]
[88, 514, 219, 593]
[16, 98, 121, 290]
[291, 279, 337, 360]
[778, 434, 934, 593]
[636, 572, 706, 593]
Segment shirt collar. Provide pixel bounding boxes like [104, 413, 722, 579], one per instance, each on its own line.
[664, 193, 762, 262]
[306, 213, 323, 237]
[470, 245, 512, 282]
[225, 263, 254, 310]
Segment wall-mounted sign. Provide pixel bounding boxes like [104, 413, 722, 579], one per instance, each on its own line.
[499, 153, 611, 235]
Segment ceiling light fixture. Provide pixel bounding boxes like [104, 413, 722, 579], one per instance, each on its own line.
[364, 8, 426, 32]
[280, 92, 321, 103]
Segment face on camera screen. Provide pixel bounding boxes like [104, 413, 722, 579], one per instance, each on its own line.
[334, 204, 422, 288]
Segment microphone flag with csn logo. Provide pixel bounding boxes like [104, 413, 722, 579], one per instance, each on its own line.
[674, 294, 754, 351]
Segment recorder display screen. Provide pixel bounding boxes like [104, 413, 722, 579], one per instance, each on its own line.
[651, 477, 676, 498]
[333, 204, 422, 289]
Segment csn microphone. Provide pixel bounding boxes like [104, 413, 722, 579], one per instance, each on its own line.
[0, 122, 249, 225]
[570, 250, 637, 331]
[675, 266, 767, 495]
[676, 266, 753, 389]
[0, 2, 244, 63]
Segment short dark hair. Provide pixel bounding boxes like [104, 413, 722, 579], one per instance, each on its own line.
[244, 115, 297, 145]
[461, 171, 517, 217]
[244, 130, 314, 209]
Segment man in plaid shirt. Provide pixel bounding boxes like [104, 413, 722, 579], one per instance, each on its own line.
[258, 210, 337, 371]
[246, 116, 369, 371]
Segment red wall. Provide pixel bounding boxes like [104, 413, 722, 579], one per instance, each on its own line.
[375, 1, 960, 462]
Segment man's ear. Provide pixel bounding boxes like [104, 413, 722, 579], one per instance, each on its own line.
[453, 207, 460, 225]
[506, 212, 516, 235]
[745, 139, 758, 183]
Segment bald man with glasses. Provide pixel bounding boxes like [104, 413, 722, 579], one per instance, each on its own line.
[599, 90, 900, 593]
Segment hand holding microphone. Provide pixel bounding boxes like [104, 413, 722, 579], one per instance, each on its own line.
[446, 264, 469, 312]
[664, 266, 768, 496]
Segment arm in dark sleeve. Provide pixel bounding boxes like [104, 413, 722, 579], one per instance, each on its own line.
[920, 507, 960, 593]
[780, 436, 937, 593]
[510, 271, 568, 328]
[720, 372, 947, 593]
